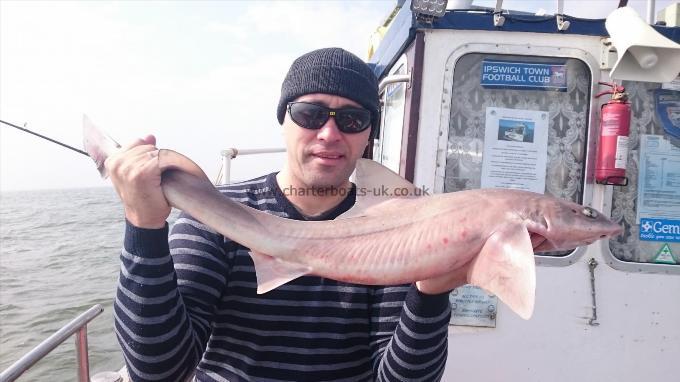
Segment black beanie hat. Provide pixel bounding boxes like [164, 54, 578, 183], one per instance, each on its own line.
[277, 48, 380, 137]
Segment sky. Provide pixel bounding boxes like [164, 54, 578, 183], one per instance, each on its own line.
[0, 0, 676, 192]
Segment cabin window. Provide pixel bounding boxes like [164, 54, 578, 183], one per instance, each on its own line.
[378, 63, 407, 173]
[609, 81, 680, 266]
[444, 53, 591, 257]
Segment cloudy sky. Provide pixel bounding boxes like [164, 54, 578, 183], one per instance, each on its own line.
[1, 0, 675, 191]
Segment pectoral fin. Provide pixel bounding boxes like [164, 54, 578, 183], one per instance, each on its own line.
[249, 251, 312, 294]
[468, 225, 536, 320]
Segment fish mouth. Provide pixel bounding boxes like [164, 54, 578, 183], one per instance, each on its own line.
[529, 233, 547, 250]
[530, 233, 555, 253]
[531, 225, 623, 253]
[595, 224, 624, 241]
[532, 239, 569, 253]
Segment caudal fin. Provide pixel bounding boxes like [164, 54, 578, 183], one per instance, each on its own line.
[82, 115, 121, 178]
[468, 224, 536, 320]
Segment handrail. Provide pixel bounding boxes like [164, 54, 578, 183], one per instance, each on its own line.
[216, 147, 286, 185]
[0, 304, 104, 382]
[378, 74, 411, 94]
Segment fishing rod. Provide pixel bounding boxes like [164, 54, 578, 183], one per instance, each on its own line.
[0, 119, 88, 157]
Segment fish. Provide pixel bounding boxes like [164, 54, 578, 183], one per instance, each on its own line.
[83, 115, 623, 320]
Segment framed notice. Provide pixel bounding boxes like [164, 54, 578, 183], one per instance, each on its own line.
[480, 107, 550, 193]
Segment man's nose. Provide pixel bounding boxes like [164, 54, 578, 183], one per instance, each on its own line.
[316, 116, 342, 142]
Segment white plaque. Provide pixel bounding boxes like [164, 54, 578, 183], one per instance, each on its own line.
[449, 285, 498, 327]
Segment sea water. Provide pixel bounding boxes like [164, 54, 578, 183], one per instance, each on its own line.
[0, 187, 177, 381]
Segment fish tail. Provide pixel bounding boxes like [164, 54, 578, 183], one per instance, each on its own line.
[82, 115, 121, 178]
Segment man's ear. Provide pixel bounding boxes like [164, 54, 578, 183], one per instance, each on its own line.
[362, 138, 373, 159]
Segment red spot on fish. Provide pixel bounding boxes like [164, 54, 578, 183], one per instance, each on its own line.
[442, 237, 449, 245]
[460, 230, 467, 239]
[426, 244, 432, 251]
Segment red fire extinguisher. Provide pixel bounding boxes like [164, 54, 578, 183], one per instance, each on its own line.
[595, 81, 631, 186]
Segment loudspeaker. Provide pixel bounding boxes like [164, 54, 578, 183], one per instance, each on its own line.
[606, 6, 680, 83]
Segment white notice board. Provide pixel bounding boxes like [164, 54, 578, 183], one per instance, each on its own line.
[481, 107, 550, 193]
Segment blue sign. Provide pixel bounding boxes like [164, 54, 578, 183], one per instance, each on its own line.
[654, 89, 680, 143]
[481, 60, 567, 91]
[640, 218, 680, 242]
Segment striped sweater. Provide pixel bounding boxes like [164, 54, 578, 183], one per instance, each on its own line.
[114, 173, 451, 381]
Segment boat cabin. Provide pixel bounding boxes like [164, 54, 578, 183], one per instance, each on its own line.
[367, 1, 680, 380]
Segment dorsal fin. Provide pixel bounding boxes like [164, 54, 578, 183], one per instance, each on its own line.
[338, 159, 426, 219]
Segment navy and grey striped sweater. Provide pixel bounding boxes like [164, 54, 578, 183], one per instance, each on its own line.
[114, 173, 451, 381]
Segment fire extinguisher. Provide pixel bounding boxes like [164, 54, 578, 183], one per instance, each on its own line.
[595, 81, 631, 186]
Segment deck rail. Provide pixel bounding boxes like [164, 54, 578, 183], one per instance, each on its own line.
[0, 304, 103, 382]
[216, 147, 286, 185]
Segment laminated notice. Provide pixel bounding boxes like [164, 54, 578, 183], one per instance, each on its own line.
[615, 135, 629, 169]
[636, 135, 680, 223]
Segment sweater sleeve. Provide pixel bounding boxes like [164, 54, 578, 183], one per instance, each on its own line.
[114, 214, 229, 382]
[369, 284, 451, 381]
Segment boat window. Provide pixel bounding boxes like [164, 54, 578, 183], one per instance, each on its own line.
[444, 53, 591, 257]
[378, 63, 407, 173]
[609, 81, 680, 266]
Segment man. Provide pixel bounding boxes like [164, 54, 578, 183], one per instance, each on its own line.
[108, 48, 459, 382]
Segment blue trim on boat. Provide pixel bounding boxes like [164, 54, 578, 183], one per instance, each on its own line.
[368, 0, 680, 79]
[433, 11, 607, 36]
[368, 2, 415, 80]
[434, 10, 680, 42]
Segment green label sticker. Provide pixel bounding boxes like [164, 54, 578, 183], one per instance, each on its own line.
[653, 244, 677, 264]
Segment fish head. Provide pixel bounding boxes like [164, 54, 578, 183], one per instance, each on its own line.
[523, 197, 623, 252]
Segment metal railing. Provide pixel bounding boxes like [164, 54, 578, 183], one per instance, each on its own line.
[216, 147, 286, 185]
[378, 74, 411, 94]
[0, 304, 104, 382]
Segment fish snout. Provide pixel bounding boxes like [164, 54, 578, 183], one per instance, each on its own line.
[601, 223, 624, 239]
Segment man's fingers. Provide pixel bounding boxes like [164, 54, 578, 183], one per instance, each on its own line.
[106, 144, 159, 181]
[118, 148, 162, 182]
[141, 134, 156, 146]
[120, 137, 150, 152]
[120, 134, 157, 152]
[137, 150, 163, 180]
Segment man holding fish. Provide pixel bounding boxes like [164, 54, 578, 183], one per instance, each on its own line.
[107, 48, 456, 381]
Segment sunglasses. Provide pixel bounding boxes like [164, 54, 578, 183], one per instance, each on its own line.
[287, 102, 372, 134]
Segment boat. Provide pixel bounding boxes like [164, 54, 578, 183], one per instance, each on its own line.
[363, 1, 680, 381]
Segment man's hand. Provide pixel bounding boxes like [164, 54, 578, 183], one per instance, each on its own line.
[105, 135, 170, 229]
[416, 264, 469, 295]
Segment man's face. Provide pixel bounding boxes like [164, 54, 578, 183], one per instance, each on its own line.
[282, 93, 371, 190]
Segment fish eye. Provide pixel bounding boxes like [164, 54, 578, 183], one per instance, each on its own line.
[582, 207, 598, 219]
